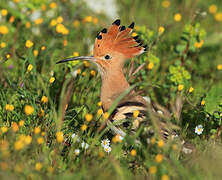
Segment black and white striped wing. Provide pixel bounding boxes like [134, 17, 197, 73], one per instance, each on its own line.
[110, 101, 147, 130]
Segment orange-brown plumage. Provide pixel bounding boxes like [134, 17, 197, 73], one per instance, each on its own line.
[57, 19, 147, 122]
[91, 19, 147, 111]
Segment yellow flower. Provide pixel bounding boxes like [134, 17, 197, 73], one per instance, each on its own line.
[19, 120, 25, 127]
[83, 16, 92, 23]
[56, 24, 69, 35]
[157, 139, 164, 147]
[83, 61, 90, 67]
[34, 18, 43, 25]
[130, 149, 136, 156]
[97, 101, 102, 107]
[0, 42, 6, 48]
[25, 22, 31, 29]
[13, 0, 20, 2]
[209, 4, 217, 14]
[82, 71, 86, 76]
[73, 20, 80, 28]
[1, 127, 8, 133]
[41, 46, 46, 51]
[85, 113, 93, 122]
[194, 40, 204, 48]
[112, 134, 123, 143]
[162, 0, 170, 8]
[132, 32, 137, 37]
[73, 52, 79, 57]
[215, 12, 222, 22]
[15, 164, 23, 173]
[35, 162, 42, 171]
[41, 132, 45, 136]
[38, 108, 45, 117]
[155, 154, 163, 163]
[147, 62, 154, 70]
[151, 137, 156, 144]
[9, 16, 15, 23]
[56, 131, 64, 142]
[41, 96, 48, 104]
[97, 108, 103, 116]
[6, 54, 11, 59]
[24, 105, 34, 115]
[90, 70, 96, 76]
[133, 110, 139, 118]
[81, 124, 87, 131]
[49, 77, 55, 84]
[50, 19, 57, 26]
[149, 166, 157, 174]
[93, 18, 98, 24]
[0, 25, 8, 34]
[1, 9, 8, 16]
[48, 166, 54, 173]
[161, 175, 169, 180]
[201, 100, 205, 106]
[63, 39, 68, 47]
[37, 137, 44, 144]
[5, 104, 14, 111]
[25, 136, 32, 144]
[41, 4, 47, 11]
[174, 13, 182, 22]
[158, 26, 165, 34]
[34, 127, 41, 134]
[27, 64, 33, 72]
[189, 87, 194, 93]
[50, 2, 57, 9]
[19, 134, 26, 142]
[25, 40, 34, 48]
[178, 84, 184, 91]
[217, 64, 222, 70]
[77, 68, 81, 74]
[98, 151, 105, 158]
[14, 140, 24, 150]
[12, 122, 19, 132]
[0, 162, 8, 170]
[103, 112, 109, 120]
[172, 144, 177, 150]
[56, 16, 63, 23]
[33, 50, 38, 56]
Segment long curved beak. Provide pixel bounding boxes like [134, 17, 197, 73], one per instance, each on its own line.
[56, 56, 95, 64]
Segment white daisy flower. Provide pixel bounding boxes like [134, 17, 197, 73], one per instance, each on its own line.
[81, 142, 89, 149]
[119, 135, 124, 141]
[195, 125, 204, 135]
[71, 133, 80, 142]
[101, 139, 110, 147]
[74, 149, 80, 155]
[104, 145, 111, 153]
[71, 133, 76, 139]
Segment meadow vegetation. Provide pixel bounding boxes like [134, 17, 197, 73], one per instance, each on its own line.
[0, 0, 222, 179]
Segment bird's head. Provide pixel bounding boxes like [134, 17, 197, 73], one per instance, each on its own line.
[57, 19, 147, 74]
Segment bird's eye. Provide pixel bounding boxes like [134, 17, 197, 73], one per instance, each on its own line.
[104, 55, 110, 60]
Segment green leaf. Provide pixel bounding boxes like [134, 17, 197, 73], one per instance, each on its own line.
[205, 84, 222, 115]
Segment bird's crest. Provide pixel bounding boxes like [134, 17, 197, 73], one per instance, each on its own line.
[93, 19, 147, 59]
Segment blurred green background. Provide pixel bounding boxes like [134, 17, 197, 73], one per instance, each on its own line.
[0, 0, 222, 179]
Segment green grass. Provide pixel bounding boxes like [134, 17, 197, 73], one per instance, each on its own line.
[0, 0, 222, 179]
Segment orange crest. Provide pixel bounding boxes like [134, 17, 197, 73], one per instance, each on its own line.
[93, 19, 147, 59]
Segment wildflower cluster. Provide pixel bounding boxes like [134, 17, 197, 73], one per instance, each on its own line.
[101, 139, 111, 153]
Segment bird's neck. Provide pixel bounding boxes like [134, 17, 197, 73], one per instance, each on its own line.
[100, 68, 130, 111]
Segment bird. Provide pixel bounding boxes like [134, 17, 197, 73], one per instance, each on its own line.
[57, 19, 171, 140]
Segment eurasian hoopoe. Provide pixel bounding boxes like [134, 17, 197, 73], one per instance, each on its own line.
[57, 19, 170, 140]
